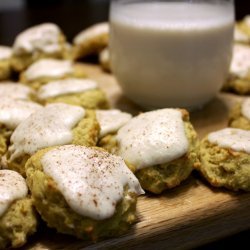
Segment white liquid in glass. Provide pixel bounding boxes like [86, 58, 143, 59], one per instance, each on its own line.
[110, 1, 234, 109]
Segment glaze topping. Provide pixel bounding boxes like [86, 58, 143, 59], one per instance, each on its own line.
[42, 145, 144, 220]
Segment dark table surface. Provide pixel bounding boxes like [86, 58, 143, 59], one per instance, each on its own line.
[0, 0, 249, 249]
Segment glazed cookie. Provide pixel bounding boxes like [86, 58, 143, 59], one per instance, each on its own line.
[0, 46, 12, 80]
[11, 23, 69, 72]
[99, 48, 111, 72]
[228, 98, 250, 130]
[6, 103, 100, 176]
[0, 170, 37, 249]
[36, 78, 109, 109]
[237, 15, 250, 37]
[73, 22, 109, 59]
[234, 25, 250, 44]
[97, 109, 132, 153]
[0, 82, 34, 100]
[112, 108, 200, 194]
[0, 98, 42, 161]
[20, 59, 86, 90]
[25, 145, 144, 241]
[223, 44, 250, 94]
[197, 128, 250, 191]
[0, 97, 42, 139]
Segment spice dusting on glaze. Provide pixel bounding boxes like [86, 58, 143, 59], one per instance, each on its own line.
[13, 23, 61, 54]
[9, 103, 85, 160]
[0, 97, 42, 129]
[24, 59, 73, 81]
[96, 109, 132, 137]
[241, 98, 250, 120]
[37, 78, 98, 100]
[208, 128, 250, 153]
[41, 145, 144, 220]
[0, 83, 33, 100]
[0, 170, 28, 217]
[116, 109, 189, 169]
[0, 46, 12, 60]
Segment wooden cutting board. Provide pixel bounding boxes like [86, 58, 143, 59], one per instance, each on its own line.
[23, 63, 250, 250]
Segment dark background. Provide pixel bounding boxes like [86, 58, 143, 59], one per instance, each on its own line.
[0, 0, 249, 248]
[0, 0, 250, 45]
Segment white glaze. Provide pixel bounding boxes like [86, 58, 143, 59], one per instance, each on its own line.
[0, 82, 33, 100]
[74, 22, 109, 45]
[0, 97, 42, 129]
[230, 44, 250, 78]
[41, 145, 144, 220]
[96, 109, 132, 138]
[116, 109, 189, 169]
[208, 128, 250, 153]
[9, 103, 85, 160]
[37, 78, 98, 100]
[13, 23, 61, 54]
[0, 170, 28, 217]
[0, 46, 12, 60]
[241, 98, 250, 120]
[24, 59, 73, 81]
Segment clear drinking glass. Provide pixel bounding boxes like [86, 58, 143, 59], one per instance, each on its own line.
[109, 0, 235, 110]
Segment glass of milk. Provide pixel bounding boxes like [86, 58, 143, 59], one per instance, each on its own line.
[109, 0, 235, 110]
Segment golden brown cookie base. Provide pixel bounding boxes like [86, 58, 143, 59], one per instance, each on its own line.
[39, 89, 109, 110]
[228, 102, 250, 130]
[0, 198, 37, 249]
[197, 138, 250, 191]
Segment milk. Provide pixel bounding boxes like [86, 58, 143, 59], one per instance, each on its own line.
[110, 1, 234, 109]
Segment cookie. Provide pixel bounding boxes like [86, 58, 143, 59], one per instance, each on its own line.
[11, 23, 69, 72]
[0, 97, 42, 138]
[197, 128, 250, 191]
[25, 145, 144, 241]
[0, 170, 37, 249]
[106, 108, 200, 194]
[0, 82, 34, 100]
[99, 48, 111, 72]
[6, 103, 100, 176]
[223, 44, 250, 94]
[36, 78, 109, 109]
[20, 59, 86, 90]
[97, 109, 132, 153]
[0, 46, 12, 80]
[228, 97, 250, 130]
[73, 22, 109, 59]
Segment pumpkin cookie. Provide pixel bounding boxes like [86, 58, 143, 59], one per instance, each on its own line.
[104, 108, 200, 194]
[25, 145, 143, 241]
[197, 128, 250, 191]
[73, 22, 109, 60]
[12, 23, 69, 72]
[20, 59, 86, 90]
[0, 170, 37, 249]
[97, 109, 132, 153]
[228, 98, 250, 130]
[99, 48, 111, 72]
[0, 82, 34, 100]
[36, 78, 109, 109]
[6, 103, 100, 176]
[0, 46, 12, 80]
[223, 44, 250, 94]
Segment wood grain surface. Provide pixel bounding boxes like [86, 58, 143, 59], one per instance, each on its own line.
[22, 64, 250, 250]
